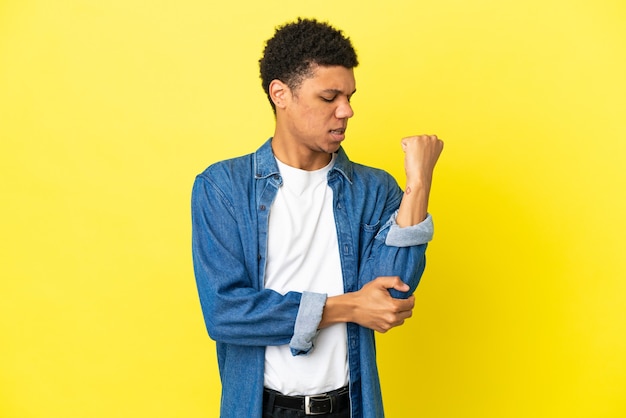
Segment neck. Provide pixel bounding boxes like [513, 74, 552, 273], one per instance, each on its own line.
[271, 133, 332, 171]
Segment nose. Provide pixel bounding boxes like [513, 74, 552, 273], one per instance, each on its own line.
[335, 99, 354, 119]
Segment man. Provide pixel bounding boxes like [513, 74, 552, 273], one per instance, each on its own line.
[192, 18, 443, 418]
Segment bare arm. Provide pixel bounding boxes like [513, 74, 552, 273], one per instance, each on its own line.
[396, 135, 444, 226]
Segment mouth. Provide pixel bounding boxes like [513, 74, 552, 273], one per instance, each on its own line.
[329, 128, 346, 141]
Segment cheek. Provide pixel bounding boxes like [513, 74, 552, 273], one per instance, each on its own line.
[299, 106, 324, 129]
[310, 105, 334, 122]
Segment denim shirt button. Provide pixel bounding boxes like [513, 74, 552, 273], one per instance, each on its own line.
[259, 205, 266, 211]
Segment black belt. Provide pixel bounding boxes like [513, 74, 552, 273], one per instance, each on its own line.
[263, 386, 350, 415]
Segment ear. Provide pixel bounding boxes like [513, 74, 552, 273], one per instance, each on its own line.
[269, 79, 289, 110]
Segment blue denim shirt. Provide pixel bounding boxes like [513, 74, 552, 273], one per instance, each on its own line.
[191, 139, 433, 418]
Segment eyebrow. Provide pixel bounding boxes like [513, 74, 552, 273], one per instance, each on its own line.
[321, 88, 357, 96]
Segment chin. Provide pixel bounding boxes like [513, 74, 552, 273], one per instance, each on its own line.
[325, 143, 342, 153]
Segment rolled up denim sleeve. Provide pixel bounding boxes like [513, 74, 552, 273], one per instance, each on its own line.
[289, 291, 327, 356]
[384, 212, 434, 247]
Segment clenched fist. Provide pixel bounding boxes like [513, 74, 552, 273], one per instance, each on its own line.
[401, 134, 444, 186]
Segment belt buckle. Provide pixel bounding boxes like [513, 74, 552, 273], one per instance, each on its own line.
[304, 393, 331, 415]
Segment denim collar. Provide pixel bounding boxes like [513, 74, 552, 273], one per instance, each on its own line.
[254, 138, 353, 183]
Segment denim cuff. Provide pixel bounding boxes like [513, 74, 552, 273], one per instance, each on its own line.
[385, 212, 434, 247]
[289, 291, 327, 356]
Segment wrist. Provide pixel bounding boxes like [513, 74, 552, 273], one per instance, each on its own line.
[404, 173, 432, 190]
[397, 184, 430, 227]
[319, 293, 357, 328]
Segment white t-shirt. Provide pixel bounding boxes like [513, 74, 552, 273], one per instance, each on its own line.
[263, 155, 349, 395]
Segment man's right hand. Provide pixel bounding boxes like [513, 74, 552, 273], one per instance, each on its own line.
[320, 276, 415, 333]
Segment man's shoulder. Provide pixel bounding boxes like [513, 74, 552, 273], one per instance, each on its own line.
[197, 152, 255, 179]
[193, 152, 256, 206]
[348, 160, 396, 185]
[335, 147, 395, 184]
[350, 160, 390, 175]
[196, 139, 272, 181]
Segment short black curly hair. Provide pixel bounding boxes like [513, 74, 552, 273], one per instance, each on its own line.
[259, 18, 359, 112]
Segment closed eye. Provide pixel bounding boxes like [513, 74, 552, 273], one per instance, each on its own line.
[320, 89, 356, 103]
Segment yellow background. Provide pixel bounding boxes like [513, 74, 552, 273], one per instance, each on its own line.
[1, 0, 625, 417]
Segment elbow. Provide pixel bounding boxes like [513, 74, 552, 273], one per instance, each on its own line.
[388, 253, 427, 299]
[199, 298, 232, 342]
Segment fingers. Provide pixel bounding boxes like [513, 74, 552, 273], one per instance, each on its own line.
[402, 134, 443, 149]
[358, 278, 415, 333]
[401, 134, 444, 184]
[401, 134, 444, 162]
[394, 294, 415, 315]
[375, 298, 414, 333]
[373, 275, 410, 292]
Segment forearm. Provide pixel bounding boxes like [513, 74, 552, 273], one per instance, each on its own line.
[396, 178, 431, 227]
[195, 269, 302, 345]
[319, 293, 357, 328]
[397, 134, 443, 227]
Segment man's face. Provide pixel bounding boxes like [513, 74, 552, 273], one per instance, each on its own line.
[281, 65, 356, 155]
